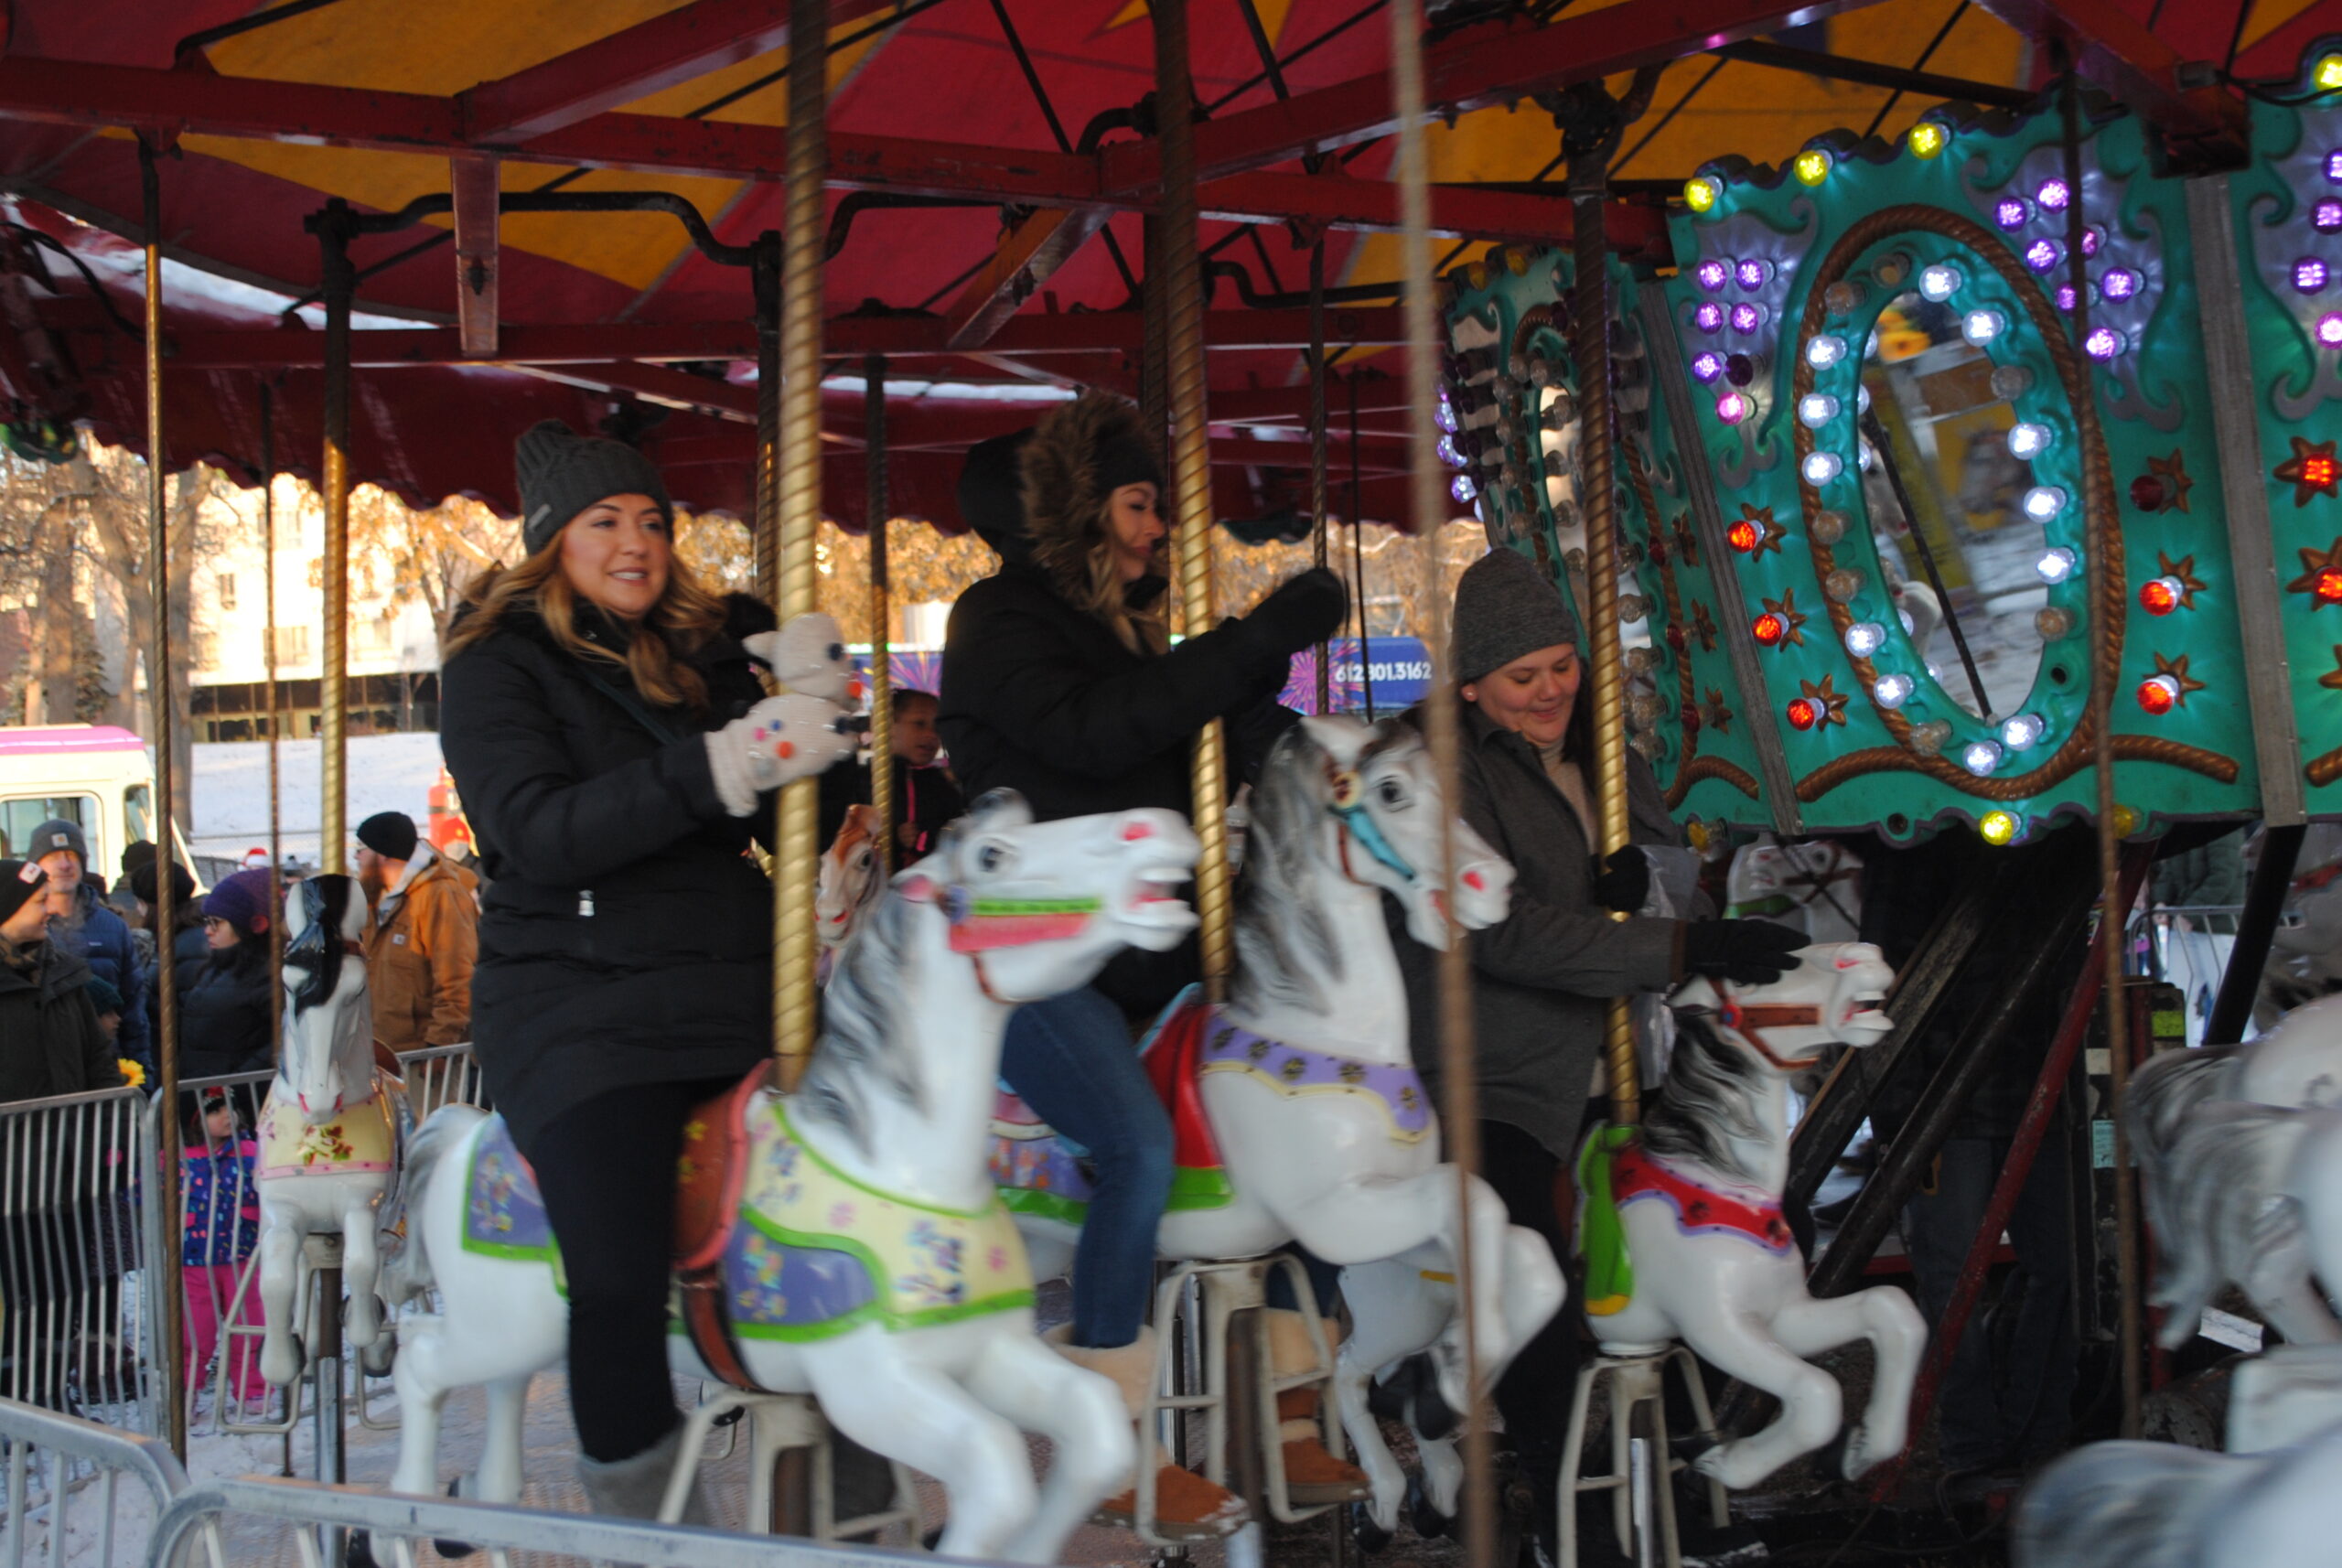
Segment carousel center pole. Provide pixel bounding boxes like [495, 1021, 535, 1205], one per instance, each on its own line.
[262, 381, 284, 1063]
[1152, 0, 1233, 1003]
[1310, 239, 1332, 716]
[139, 134, 187, 1465]
[311, 201, 355, 879]
[1568, 143, 1638, 1128]
[865, 352, 893, 873]
[1390, 8, 1491, 1565]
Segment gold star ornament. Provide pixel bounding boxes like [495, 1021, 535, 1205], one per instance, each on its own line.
[2276, 436, 2342, 508]
[2289, 538, 2342, 609]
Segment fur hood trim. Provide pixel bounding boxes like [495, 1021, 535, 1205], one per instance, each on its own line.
[1019, 391, 1164, 615]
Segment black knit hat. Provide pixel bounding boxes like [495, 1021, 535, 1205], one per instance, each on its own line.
[130, 859, 195, 907]
[0, 860, 48, 927]
[514, 420, 672, 555]
[1450, 547, 1582, 685]
[27, 818, 86, 867]
[356, 811, 419, 861]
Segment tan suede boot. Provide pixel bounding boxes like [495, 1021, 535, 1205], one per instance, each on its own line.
[1264, 1307, 1371, 1505]
[1044, 1324, 1251, 1541]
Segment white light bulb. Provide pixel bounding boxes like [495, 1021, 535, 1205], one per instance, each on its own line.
[1806, 334, 1848, 369]
[1918, 263, 1963, 302]
[2023, 485, 2068, 521]
[2036, 546, 2078, 584]
[2008, 423, 2053, 459]
[1798, 393, 1841, 427]
[1802, 451, 1844, 485]
[1844, 621, 1886, 658]
[1961, 308, 2005, 346]
[2001, 713, 2046, 749]
[1873, 673, 1914, 708]
[1961, 739, 2004, 777]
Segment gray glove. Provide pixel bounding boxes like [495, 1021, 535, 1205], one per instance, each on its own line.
[705, 693, 856, 817]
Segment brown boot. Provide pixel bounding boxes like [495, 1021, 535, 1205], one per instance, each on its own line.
[1262, 1307, 1370, 1505]
[1043, 1325, 1252, 1541]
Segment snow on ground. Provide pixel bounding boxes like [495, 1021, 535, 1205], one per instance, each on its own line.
[192, 735, 448, 865]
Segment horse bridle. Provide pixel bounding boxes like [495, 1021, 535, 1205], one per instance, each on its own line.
[1714, 992, 1825, 1071]
[1327, 767, 1417, 887]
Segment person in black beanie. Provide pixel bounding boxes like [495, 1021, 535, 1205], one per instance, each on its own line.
[437, 420, 851, 1524]
[1388, 546, 1799, 1564]
[939, 389, 1351, 1533]
[0, 860, 123, 1104]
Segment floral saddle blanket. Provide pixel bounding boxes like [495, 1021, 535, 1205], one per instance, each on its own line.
[258, 1079, 403, 1181]
[990, 986, 1434, 1227]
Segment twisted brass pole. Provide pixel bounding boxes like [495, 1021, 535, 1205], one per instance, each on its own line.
[1570, 150, 1638, 1126]
[771, 0, 828, 1090]
[1152, 0, 1232, 999]
[262, 382, 284, 1064]
[140, 135, 187, 1463]
[1390, 9, 1492, 1566]
[865, 352, 893, 872]
[317, 204, 353, 877]
[1310, 238, 1332, 715]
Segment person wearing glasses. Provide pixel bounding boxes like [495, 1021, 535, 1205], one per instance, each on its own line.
[177, 868, 277, 1079]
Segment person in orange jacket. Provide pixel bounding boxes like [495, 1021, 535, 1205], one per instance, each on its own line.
[354, 811, 478, 1052]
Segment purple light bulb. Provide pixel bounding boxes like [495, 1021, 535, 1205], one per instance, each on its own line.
[2025, 238, 2062, 273]
[2100, 267, 2141, 300]
[2318, 199, 2342, 233]
[1694, 258, 1729, 291]
[1690, 350, 1726, 383]
[2301, 257, 2332, 295]
[2318, 311, 2342, 347]
[1735, 257, 1767, 290]
[1729, 303, 1762, 334]
[1995, 198, 2030, 231]
[2083, 326, 2124, 360]
[1694, 302, 1725, 334]
[2037, 177, 2070, 210]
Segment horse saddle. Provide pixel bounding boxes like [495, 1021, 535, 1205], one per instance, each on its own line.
[673, 1063, 773, 1391]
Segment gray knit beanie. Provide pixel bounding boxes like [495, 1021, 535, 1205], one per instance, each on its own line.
[514, 420, 672, 555]
[1450, 547, 1580, 685]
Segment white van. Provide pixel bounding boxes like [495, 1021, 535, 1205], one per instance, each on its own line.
[0, 724, 195, 887]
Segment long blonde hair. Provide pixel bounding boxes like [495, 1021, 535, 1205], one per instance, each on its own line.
[443, 537, 731, 712]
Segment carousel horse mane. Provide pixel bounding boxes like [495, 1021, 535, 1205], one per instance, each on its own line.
[1232, 719, 1420, 1021]
[285, 875, 354, 1017]
[795, 854, 928, 1157]
[1641, 1007, 1773, 1190]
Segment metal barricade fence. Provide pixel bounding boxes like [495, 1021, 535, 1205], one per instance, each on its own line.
[0, 1394, 220, 1568]
[0, 1087, 151, 1433]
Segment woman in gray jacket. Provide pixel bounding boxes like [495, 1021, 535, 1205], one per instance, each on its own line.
[1391, 547, 1800, 1549]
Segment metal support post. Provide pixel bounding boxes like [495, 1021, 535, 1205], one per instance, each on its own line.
[865, 353, 893, 871]
[306, 199, 357, 875]
[2206, 823, 2307, 1046]
[1310, 238, 1331, 715]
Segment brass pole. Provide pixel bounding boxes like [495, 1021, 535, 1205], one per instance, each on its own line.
[2061, 64, 2138, 1439]
[140, 135, 187, 1463]
[1152, 0, 1233, 1000]
[1310, 238, 1332, 715]
[262, 382, 284, 1058]
[772, 0, 828, 1090]
[1570, 149, 1638, 1125]
[312, 201, 354, 876]
[1390, 11, 1492, 1567]
[865, 352, 893, 872]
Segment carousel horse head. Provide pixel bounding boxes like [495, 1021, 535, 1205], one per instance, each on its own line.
[1671, 941, 1895, 1073]
[1251, 714, 1513, 950]
[899, 789, 1199, 1002]
[278, 873, 377, 1121]
[818, 803, 886, 950]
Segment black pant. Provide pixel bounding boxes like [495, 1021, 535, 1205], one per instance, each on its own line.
[1479, 1118, 1577, 1470]
[522, 1076, 736, 1464]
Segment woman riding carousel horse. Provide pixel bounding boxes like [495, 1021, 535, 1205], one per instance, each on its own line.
[1389, 547, 1806, 1561]
[939, 389, 1354, 1530]
[437, 422, 853, 1521]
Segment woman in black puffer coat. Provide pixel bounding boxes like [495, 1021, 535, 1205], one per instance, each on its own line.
[437, 421, 849, 1520]
[177, 869, 277, 1079]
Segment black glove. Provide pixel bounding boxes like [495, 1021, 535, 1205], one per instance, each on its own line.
[1593, 846, 1649, 914]
[1242, 567, 1348, 659]
[1681, 918, 1806, 986]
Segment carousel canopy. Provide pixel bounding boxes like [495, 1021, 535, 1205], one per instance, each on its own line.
[0, 0, 2331, 530]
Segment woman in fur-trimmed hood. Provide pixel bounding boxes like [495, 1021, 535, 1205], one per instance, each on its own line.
[939, 389, 1354, 1533]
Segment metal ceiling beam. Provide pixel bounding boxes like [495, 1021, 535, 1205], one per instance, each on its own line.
[108, 304, 1406, 370]
[457, 0, 896, 142]
[1101, 0, 1897, 194]
[941, 205, 1116, 350]
[449, 156, 500, 356]
[1971, 0, 2248, 162]
[1709, 39, 2037, 110]
[1198, 168, 1665, 250]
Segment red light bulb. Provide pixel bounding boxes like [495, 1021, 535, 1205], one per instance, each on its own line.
[1786, 698, 1819, 730]
[2139, 576, 2183, 615]
[1753, 612, 1785, 646]
[1727, 519, 1763, 553]
[2319, 567, 2342, 605]
[2137, 673, 2180, 715]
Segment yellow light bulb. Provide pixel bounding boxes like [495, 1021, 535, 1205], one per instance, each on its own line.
[1794, 149, 1832, 187]
[2112, 804, 2142, 838]
[1907, 121, 1947, 159]
[1979, 810, 2019, 847]
[2317, 54, 2342, 91]
[1683, 177, 1720, 214]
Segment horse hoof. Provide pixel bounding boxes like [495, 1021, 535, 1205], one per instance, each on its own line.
[1672, 1429, 1720, 1468]
[360, 1335, 396, 1379]
[1814, 1429, 1853, 1482]
[435, 1477, 478, 1559]
[1348, 1500, 1392, 1553]
[1405, 1474, 1451, 1541]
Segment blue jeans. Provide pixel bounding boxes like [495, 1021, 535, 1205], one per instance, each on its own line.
[1000, 985, 1173, 1349]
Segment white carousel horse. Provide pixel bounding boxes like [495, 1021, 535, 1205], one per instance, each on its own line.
[989, 714, 1565, 1531]
[381, 792, 1201, 1563]
[2126, 993, 2342, 1350]
[255, 874, 405, 1386]
[2013, 1416, 2342, 1568]
[817, 802, 886, 983]
[1724, 839, 1863, 945]
[1574, 945, 1925, 1488]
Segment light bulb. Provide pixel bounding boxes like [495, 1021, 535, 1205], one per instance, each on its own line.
[2023, 485, 2068, 521]
[1715, 391, 1751, 425]
[1961, 739, 2004, 777]
[1980, 811, 2019, 846]
[2008, 424, 2053, 459]
[1684, 177, 1720, 213]
[1450, 474, 1478, 505]
[1873, 672, 1913, 708]
[1806, 334, 1848, 369]
[2001, 713, 2046, 749]
[1961, 308, 2005, 346]
[1810, 510, 1847, 544]
[1825, 567, 1864, 603]
[1918, 263, 1962, 302]
[2036, 606, 2075, 639]
[1908, 121, 1948, 158]
[1910, 719, 1951, 754]
[1802, 451, 1844, 485]
[1794, 149, 1832, 187]
[1799, 393, 1841, 427]
[2138, 673, 2181, 714]
[2084, 326, 2126, 360]
[2141, 575, 2186, 615]
[1844, 621, 1886, 658]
